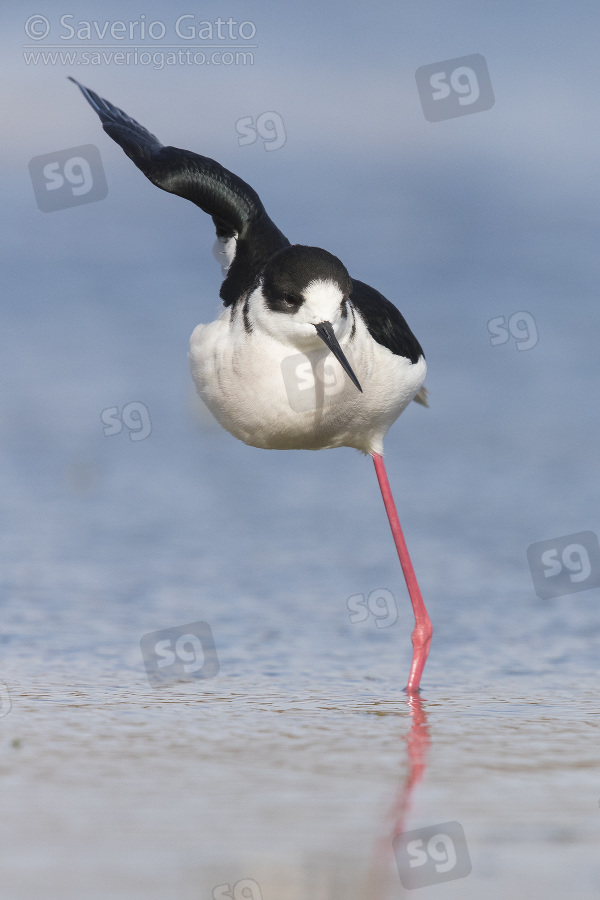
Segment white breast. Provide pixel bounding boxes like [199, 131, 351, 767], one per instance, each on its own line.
[189, 302, 426, 455]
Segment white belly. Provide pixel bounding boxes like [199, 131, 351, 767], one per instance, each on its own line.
[189, 305, 426, 455]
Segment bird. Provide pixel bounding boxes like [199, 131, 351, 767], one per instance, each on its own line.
[69, 77, 433, 693]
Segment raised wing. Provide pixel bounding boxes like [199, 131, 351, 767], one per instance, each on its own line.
[69, 78, 290, 305]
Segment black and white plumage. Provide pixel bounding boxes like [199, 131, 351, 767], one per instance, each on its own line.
[70, 79, 434, 694]
[69, 78, 428, 457]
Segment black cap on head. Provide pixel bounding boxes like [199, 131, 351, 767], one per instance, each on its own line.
[262, 245, 352, 313]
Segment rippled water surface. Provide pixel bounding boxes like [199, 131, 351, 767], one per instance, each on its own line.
[4, 1, 600, 891]
[2, 364, 599, 898]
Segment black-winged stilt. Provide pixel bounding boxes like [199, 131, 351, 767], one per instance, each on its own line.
[69, 78, 433, 693]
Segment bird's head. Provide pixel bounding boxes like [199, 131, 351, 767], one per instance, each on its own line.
[249, 244, 362, 392]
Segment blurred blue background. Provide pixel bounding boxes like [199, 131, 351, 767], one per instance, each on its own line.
[2, 3, 600, 897]
[4, 0, 599, 631]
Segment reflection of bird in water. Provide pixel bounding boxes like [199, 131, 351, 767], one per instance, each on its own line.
[364, 696, 431, 898]
[69, 77, 432, 692]
[392, 696, 431, 835]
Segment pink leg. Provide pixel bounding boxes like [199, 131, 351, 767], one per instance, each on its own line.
[372, 452, 432, 693]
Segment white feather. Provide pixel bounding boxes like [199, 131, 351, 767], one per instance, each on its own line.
[189, 280, 426, 455]
[212, 234, 237, 277]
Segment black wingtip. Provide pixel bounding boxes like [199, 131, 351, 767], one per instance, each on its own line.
[67, 75, 87, 94]
[68, 76, 105, 116]
[67, 75, 86, 95]
[68, 77, 163, 151]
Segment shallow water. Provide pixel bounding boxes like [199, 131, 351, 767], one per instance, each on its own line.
[2, 352, 599, 897]
[2, 662, 599, 898]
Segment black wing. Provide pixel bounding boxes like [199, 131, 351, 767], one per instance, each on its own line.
[69, 78, 290, 306]
[350, 279, 424, 363]
[350, 279, 428, 405]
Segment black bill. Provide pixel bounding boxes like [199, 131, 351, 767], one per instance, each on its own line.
[314, 321, 362, 393]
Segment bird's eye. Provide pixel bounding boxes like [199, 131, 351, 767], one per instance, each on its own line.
[278, 293, 301, 311]
[264, 286, 302, 314]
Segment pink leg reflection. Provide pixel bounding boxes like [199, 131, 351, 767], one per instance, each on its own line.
[364, 695, 431, 898]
